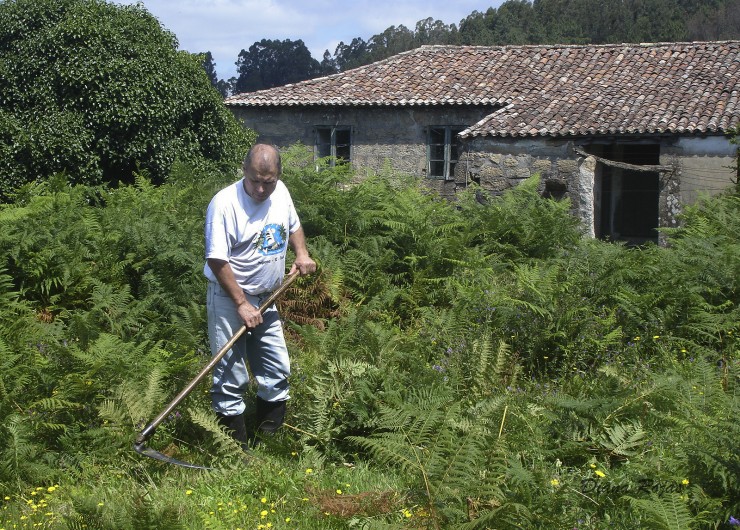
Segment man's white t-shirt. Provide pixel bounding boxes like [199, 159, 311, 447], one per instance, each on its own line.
[204, 179, 300, 295]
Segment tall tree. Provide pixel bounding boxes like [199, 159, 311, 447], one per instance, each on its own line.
[217, 77, 236, 98]
[625, 0, 688, 41]
[491, 0, 538, 44]
[201, 51, 219, 87]
[687, 0, 740, 39]
[366, 25, 415, 63]
[234, 38, 321, 93]
[333, 37, 370, 72]
[458, 9, 497, 45]
[0, 0, 251, 199]
[414, 18, 458, 46]
[319, 50, 339, 76]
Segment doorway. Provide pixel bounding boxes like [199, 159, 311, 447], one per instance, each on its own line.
[595, 144, 660, 245]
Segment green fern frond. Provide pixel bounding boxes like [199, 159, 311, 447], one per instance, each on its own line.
[505, 454, 537, 489]
[599, 421, 647, 458]
[0, 414, 54, 489]
[348, 386, 493, 524]
[625, 493, 696, 530]
[100, 366, 167, 430]
[188, 406, 244, 459]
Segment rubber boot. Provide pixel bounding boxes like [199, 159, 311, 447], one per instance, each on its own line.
[217, 412, 250, 452]
[255, 397, 286, 435]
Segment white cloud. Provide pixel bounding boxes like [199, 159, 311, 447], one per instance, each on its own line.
[117, 0, 504, 79]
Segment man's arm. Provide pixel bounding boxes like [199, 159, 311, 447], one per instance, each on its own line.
[288, 226, 316, 276]
[207, 258, 263, 329]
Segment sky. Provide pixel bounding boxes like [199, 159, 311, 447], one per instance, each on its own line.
[116, 0, 506, 81]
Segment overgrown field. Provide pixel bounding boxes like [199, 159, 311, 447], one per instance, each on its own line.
[0, 147, 738, 529]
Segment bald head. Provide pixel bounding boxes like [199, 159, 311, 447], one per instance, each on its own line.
[243, 143, 282, 177]
[242, 144, 281, 202]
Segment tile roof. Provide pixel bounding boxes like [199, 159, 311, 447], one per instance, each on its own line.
[225, 42, 740, 138]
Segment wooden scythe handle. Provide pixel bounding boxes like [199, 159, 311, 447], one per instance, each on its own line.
[134, 270, 300, 446]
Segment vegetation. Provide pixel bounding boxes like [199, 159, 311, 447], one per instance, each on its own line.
[233, 39, 336, 94]
[0, 146, 737, 528]
[0, 0, 252, 199]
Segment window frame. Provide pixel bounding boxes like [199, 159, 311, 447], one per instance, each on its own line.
[427, 126, 463, 180]
[314, 125, 352, 167]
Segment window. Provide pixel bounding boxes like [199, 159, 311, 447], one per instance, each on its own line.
[315, 126, 351, 166]
[427, 127, 463, 179]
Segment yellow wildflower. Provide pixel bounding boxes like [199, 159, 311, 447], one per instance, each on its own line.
[595, 470, 606, 478]
[285, 517, 291, 523]
[550, 479, 560, 486]
[261, 497, 267, 503]
[589, 463, 596, 469]
[305, 468, 313, 474]
[336, 489, 342, 495]
[653, 335, 660, 339]
[185, 490, 193, 495]
[682, 479, 689, 486]
[260, 510, 268, 517]
[3, 496, 9, 500]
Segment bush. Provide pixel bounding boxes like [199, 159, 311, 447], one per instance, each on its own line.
[0, 0, 253, 200]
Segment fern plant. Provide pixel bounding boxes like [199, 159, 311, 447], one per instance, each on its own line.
[348, 386, 528, 528]
[624, 493, 702, 530]
[0, 414, 55, 492]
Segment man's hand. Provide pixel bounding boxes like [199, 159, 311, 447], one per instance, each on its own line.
[288, 227, 316, 276]
[208, 258, 264, 329]
[237, 300, 263, 329]
[289, 255, 316, 276]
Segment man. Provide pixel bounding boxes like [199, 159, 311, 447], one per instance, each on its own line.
[204, 143, 316, 449]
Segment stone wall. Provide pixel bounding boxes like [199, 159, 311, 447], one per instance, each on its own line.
[230, 104, 737, 242]
[454, 136, 581, 205]
[662, 136, 737, 205]
[457, 135, 737, 242]
[230, 105, 492, 182]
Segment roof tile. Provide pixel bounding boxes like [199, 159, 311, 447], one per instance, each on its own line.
[225, 42, 740, 138]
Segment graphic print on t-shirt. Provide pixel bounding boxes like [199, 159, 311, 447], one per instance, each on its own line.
[256, 223, 288, 255]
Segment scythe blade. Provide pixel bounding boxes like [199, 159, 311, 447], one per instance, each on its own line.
[133, 442, 212, 470]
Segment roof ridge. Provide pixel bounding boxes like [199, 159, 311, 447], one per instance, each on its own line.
[417, 40, 740, 51]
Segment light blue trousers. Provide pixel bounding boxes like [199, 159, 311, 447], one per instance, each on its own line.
[207, 281, 290, 416]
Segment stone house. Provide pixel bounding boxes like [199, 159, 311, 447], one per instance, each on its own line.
[225, 42, 739, 245]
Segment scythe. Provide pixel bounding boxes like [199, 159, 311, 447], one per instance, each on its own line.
[133, 271, 299, 470]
